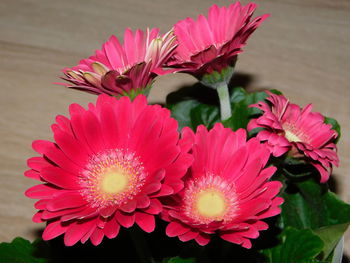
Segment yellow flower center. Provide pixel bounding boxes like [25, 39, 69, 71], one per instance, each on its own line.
[196, 190, 226, 219]
[80, 149, 147, 209]
[183, 173, 238, 224]
[100, 169, 129, 194]
[285, 130, 302, 142]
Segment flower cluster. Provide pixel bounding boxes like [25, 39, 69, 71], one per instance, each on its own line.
[25, 94, 282, 246]
[24, 1, 340, 255]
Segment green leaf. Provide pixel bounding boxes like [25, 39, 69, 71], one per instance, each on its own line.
[307, 260, 329, 263]
[269, 89, 283, 95]
[167, 87, 284, 133]
[190, 104, 219, 130]
[223, 88, 269, 131]
[281, 180, 350, 229]
[323, 191, 350, 225]
[280, 179, 350, 261]
[168, 99, 220, 131]
[229, 87, 247, 103]
[0, 237, 48, 263]
[164, 256, 196, 263]
[324, 117, 341, 143]
[281, 180, 328, 229]
[261, 227, 324, 263]
[314, 223, 347, 260]
[168, 100, 200, 131]
[315, 193, 350, 260]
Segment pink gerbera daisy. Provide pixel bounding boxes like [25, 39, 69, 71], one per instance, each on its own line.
[247, 92, 339, 183]
[59, 28, 176, 98]
[163, 123, 283, 248]
[168, 2, 269, 80]
[25, 95, 192, 246]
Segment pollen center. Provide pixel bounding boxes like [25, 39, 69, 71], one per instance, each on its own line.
[79, 149, 147, 209]
[197, 190, 226, 218]
[285, 130, 302, 142]
[183, 173, 238, 224]
[101, 169, 128, 194]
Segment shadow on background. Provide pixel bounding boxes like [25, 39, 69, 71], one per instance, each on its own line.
[166, 71, 255, 106]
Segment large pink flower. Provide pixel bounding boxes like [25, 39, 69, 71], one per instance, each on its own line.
[59, 28, 176, 97]
[25, 95, 192, 246]
[167, 2, 269, 79]
[162, 123, 283, 248]
[248, 92, 339, 183]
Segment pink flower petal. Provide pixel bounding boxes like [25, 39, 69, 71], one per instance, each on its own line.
[119, 200, 137, 213]
[46, 192, 87, 211]
[104, 219, 120, 239]
[90, 228, 104, 246]
[40, 166, 79, 190]
[64, 220, 97, 246]
[142, 199, 162, 215]
[116, 211, 135, 228]
[135, 212, 155, 233]
[195, 234, 211, 246]
[32, 211, 44, 223]
[166, 221, 189, 237]
[25, 184, 60, 199]
[178, 230, 199, 242]
[42, 221, 68, 241]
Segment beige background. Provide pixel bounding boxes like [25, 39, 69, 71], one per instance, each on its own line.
[0, 0, 349, 257]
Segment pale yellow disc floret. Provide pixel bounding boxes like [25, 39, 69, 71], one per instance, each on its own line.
[285, 130, 302, 143]
[100, 169, 129, 194]
[196, 190, 226, 219]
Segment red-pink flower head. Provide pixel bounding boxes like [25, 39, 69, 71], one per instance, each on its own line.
[59, 28, 177, 98]
[25, 95, 192, 246]
[168, 2, 269, 82]
[248, 92, 339, 183]
[163, 123, 283, 248]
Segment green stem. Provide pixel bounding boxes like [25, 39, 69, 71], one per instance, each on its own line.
[129, 226, 154, 263]
[216, 83, 232, 121]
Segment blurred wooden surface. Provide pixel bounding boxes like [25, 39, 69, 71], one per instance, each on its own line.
[0, 0, 349, 256]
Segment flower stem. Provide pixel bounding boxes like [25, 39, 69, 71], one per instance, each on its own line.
[217, 83, 232, 121]
[129, 226, 154, 263]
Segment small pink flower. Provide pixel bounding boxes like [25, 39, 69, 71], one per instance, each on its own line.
[25, 95, 192, 246]
[59, 28, 176, 98]
[167, 2, 269, 79]
[248, 92, 339, 183]
[163, 123, 283, 248]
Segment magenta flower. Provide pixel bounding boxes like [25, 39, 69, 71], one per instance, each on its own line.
[25, 95, 192, 246]
[248, 92, 339, 183]
[168, 2, 269, 80]
[162, 123, 283, 248]
[167, 2, 268, 121]
[59, 28, 176, 98]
